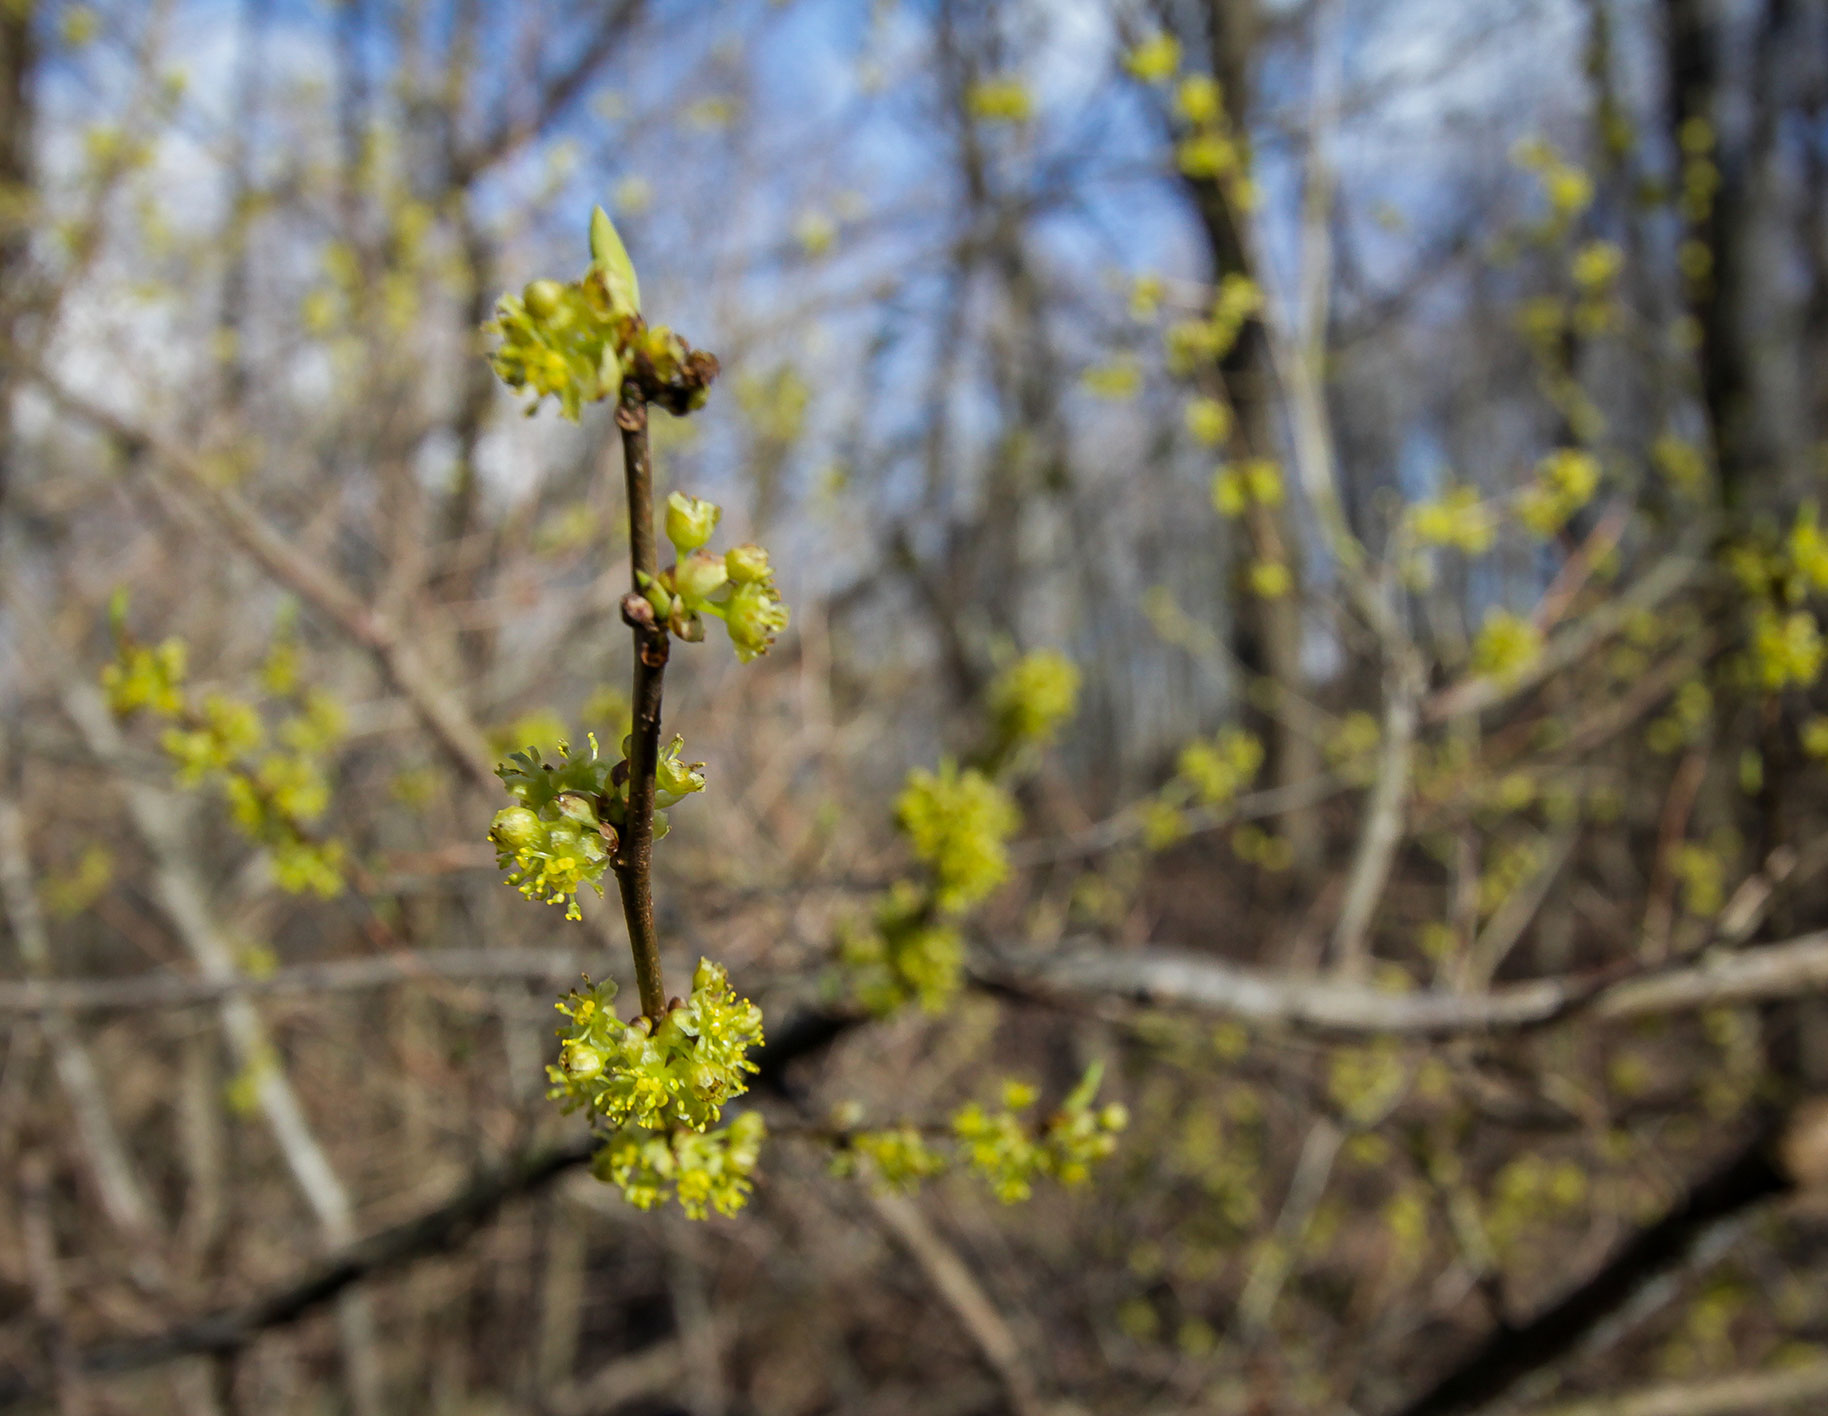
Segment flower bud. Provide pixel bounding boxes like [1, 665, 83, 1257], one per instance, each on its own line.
[562, 1043, 605, 1080]
[673, 551, 729, 603]
[669, 605, 705, 642]
[522, 279, 567, 321]
[665, 492, 721, 554]
[490, 806, 544, 852]
[554, 791, 599, 828]
[724, 543, 773, 584]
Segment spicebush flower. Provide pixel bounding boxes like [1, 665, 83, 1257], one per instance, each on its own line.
[895, 761, 1020, 913]
[547, 959, 764, 1134]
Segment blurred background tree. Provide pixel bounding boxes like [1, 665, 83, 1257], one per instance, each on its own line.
[4, 0, 1828, 1413]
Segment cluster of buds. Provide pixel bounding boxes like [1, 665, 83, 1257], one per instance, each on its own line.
[638, 491, 790, 662]
[550, 963, 768, 1216]
[845, 652, 1077, 1015]
[894, 761, 1020, 914]
[488, 207, 718, 420]
[490, 733, 708, 919]
[595, 1112, 766, 1220]
[548, 959, 765, 1132]
[830, 1064, 1128, 1204]
[103, 601, 348, 897]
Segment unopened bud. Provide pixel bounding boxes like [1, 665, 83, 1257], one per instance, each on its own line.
[669, 603, 705, 642]
[522, 279, 567, 321]
[724, 543, 773, 584]
[664, 492, 721, 554]
[554, 792, 598, 827]
[562, 1043, 605, 1080]
[673, 551, 729, 602]
[490, 806, 544, 852]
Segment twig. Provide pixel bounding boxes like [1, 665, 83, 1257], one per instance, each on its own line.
[865, 1188, 1049, 1416]
[1237, 1117, 1344, 1339]
[1006, 774, 1349, 868]
[20, 1151, 90, 1416]
[1330, 655, 1422, 977]
[1466, 825, 1580, 989]
[1422, 543, 1710, 723]
[611, 389, 670, 1018]
[544, 1334, 694, 1416]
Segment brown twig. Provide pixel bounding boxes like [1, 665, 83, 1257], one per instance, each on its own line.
[612, 388, 670, 1019]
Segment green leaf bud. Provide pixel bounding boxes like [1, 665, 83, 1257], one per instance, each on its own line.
[589, 205, 641, 314]
[664, 492, 721, 555]
[723, 543, 773, 584]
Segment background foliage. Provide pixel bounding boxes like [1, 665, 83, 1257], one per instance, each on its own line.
[4, 1, 1828, 1413]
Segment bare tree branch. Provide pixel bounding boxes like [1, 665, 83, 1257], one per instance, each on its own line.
[984, 929, 1828, 1038]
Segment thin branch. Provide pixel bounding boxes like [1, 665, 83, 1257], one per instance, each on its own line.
[866, 1189, 1048, 1416]
[983, 929, 1828, 1038]
[612, 389, 669, 1018]
[1237, 1117, 1344, 1338]
[1520, 1358, 1828, 1416]
[0, 749, 163, 1249]
[1422, 543, 1711, 724]
[1329, 656, 1421, 977]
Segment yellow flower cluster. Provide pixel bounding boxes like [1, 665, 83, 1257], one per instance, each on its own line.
[895, 762, 1021, 913]
[1176, 729, 1264, 806]
[104, 613, 347, 898]
[1518, 449, 1601, 536]
[1167, 274, 1262, 375]
[988, 650, 1081, 751]
[1211, 458, 1282, 517]
[1411, 486, 1495, 554]
[966, 76, 1032, 124]
[1471, 609, 1543, 684]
